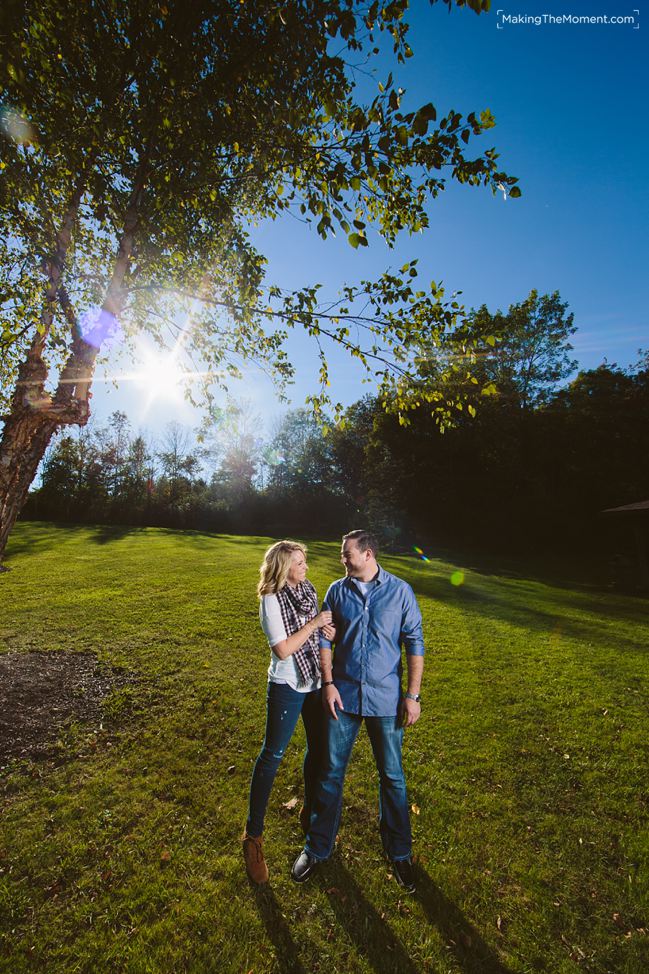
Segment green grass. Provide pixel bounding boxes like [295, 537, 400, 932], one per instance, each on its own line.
[1, 521, 648, 974]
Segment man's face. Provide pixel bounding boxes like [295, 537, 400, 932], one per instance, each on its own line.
[340, 540, 370, 577]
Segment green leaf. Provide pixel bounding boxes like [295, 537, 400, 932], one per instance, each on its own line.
[412, 113, 428, 137]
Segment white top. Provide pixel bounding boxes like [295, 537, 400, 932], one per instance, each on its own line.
[259, 593, 321, 693]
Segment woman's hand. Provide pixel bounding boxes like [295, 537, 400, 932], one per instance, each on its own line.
[314, 609, 333, 628]
[321, 623, 336, 641]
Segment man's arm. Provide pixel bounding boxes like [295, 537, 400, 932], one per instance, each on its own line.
[402, 653, 423, 727]
[401, 585, 425, 727]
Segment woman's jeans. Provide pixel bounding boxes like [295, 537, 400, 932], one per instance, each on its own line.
[246, 681, 325, 837]
[305, 710, 412, 862]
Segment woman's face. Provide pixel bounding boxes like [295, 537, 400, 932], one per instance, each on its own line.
[286, 550, 308, 587]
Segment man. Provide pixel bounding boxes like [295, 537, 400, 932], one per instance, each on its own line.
[291, 529, 424, 892]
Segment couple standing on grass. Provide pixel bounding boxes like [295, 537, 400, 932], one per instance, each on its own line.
[242, 529, 425, 893]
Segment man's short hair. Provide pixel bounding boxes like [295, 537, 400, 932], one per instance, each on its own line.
[342, 529, 379, 559]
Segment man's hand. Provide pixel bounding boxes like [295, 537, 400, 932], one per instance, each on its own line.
[322, 683, 344, 719]
[401, 697, 421, 727]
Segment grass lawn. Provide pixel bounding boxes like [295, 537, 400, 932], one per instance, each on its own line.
[1, 521, 648, 974]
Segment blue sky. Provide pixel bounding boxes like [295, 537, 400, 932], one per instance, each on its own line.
[93, 0, 648, 436]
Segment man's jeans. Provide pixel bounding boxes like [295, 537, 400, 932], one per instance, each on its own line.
[305, 710, 412, 862]
[246, 681, 325, 837]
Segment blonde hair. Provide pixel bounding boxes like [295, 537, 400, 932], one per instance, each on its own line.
[258, 540, 307, 597]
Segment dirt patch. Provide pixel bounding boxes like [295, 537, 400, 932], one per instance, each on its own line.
[0, 651, 134, 767]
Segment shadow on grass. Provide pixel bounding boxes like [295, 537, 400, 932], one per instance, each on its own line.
[394, 565, 649, 657]
[6, 520, 82, 560]
[252, 884, 307, 974]
[320, 860, 513, 974]
[322, 860, 419, 974]
[414, 864, 512, 974]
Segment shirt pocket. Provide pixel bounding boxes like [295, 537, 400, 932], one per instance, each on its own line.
[371, 609, 401, 640]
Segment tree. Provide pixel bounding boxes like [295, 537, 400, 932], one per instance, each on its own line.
[265, 409, 335, 494]
[123, 433, 155, 513]
[465, 290, 577, 410]
[157, 422, 201, 516]
[200, 399, 263, 498]
[0, 0, 518, 563]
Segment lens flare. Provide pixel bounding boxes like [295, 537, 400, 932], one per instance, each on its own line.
[0, 107, 36, 145]
[450, 571, 465, 587]
[263, 449, 286, 467]
[79, 308, 123, 350]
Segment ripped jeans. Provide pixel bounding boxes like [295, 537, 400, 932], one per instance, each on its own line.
[246, 681, 325, 837]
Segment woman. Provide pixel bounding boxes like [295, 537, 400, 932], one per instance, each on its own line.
[242, 540, 333, 884]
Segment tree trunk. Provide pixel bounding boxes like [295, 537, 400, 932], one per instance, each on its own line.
[0, 405, 61, 566]
[0, 165, 146, 566]
[0, 177, 88, 566]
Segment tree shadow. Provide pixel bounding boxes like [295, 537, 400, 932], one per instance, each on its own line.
[395, 563, 649, 659]
[252, 883, 307, 974]
[414, 863, 513, 974]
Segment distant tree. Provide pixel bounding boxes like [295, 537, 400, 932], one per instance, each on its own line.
[100, 410, 131, 498]
[35, 426, 109, 520]
[157, 422, 201, 516]
[37, 434, 86, 519]
[466, 290, 577, 410]
[265, 409, 336, 495]
[0, 0, 518, 563]
[123, 434, 155, 512]
[201, 399, 263, 500]
[540, 363, 648, 515]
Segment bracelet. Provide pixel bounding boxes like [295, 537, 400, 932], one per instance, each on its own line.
[321, 680, 334, 687]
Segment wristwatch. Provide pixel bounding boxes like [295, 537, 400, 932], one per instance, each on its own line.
[404, 692, 421, 703]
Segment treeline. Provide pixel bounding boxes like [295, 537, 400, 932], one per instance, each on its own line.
[23, 292, 649, 568]
[25, 405, 351, 537]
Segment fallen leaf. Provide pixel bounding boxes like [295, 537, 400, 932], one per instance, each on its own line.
[160, 850, 171, 862]
[411, 804, 420, 815]
[282, 797, 299, 810]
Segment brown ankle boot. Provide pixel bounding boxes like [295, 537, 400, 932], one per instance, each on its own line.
[242, 831, 269, 884]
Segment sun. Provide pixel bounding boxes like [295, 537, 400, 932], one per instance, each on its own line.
[134, 350, 185, 403]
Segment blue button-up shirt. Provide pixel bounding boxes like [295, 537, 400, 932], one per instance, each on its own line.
[320, 565, 425, 717]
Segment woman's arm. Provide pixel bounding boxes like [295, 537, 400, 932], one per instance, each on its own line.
[272, 608, 332, 660]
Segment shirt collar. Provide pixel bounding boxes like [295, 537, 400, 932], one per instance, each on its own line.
[346, 564, 386, 590]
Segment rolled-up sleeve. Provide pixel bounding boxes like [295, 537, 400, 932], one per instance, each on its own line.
[401, 585, 425, 656]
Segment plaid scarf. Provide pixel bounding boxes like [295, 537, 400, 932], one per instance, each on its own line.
[275, 579, 320, 688]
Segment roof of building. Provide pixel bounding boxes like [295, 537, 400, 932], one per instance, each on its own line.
[602, 499, 649, 514]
